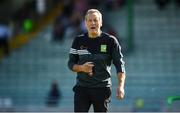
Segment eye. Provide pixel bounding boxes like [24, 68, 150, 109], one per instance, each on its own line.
[88, 19, 92, 22]
[93, 19, 97, 22]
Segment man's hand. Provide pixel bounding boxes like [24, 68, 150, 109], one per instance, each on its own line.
[116, 72, 125, 100]
[72, 62, 94, 76]
[116, 86, 125, 100]
[81, 62, 94, 76]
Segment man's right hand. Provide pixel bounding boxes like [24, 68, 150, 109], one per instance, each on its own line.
[80, 62, 94, 76]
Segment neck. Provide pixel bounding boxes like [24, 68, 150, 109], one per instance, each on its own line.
[88, 30, 102, 38]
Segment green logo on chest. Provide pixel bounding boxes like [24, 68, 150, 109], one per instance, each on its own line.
[100, 45, 107, 52]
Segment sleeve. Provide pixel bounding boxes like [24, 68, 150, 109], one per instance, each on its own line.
[67, 37, 79, 71]
[111, 36, 126, 73]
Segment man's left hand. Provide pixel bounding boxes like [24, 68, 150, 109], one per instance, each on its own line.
[116, 86, 125, 100]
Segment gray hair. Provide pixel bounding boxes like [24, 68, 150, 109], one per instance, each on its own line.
[85, 9, 102, 22]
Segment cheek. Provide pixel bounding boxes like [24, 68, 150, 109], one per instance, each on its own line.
[99, 23, 102, 27]
[97, 23, 102, 28]
[100, 21, 102, 27]
[85, 23, 90, 29]
[85, 22, 88, 28]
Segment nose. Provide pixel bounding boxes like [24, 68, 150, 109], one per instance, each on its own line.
[91, 20, 95, 25]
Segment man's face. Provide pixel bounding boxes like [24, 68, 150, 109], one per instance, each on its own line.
[85, 12, 102, 35]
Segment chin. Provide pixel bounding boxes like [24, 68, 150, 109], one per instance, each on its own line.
[90, 31, 97, 34]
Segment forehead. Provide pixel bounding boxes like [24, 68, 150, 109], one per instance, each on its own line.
[86, 12, 100, 20]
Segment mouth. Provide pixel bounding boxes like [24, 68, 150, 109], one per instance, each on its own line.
[90, 27, 96, 30]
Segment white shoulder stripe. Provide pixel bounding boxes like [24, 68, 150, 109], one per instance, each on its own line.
[69, 48, 91, 55]
[77, 49, 91, 55]
[69, 48, 78, 54]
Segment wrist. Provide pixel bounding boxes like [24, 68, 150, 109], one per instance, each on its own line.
[78, 65, 84, 72]
[72, 64, 84, 72]
[118, 84, 124, 89]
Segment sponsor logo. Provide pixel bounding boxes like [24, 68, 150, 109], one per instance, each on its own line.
[101, 45, 107, 52]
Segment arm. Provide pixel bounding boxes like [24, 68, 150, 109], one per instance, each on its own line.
[116, 72, 126, 100]
[110, 35, 126, 100]
[72, 62, 94, 76]
[68, 47, 94, 76]
[68, 36, 94, 76]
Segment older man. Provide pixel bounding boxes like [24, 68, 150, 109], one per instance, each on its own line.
[68, 9, 126, 112]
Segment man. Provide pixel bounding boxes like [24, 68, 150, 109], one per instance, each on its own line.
[68, 9, 126, 112]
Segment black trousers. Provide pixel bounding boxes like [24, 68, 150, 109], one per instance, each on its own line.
[73, 85, 111, 113]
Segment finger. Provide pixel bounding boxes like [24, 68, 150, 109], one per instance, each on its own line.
[116, 91, 120, 98]
[88, 72, 93, 76]
[116, 90, 124, 100]
[86, 62, 94, 66]
[86, 62, 94, 64]
[88, 64, 94, 67]
[116, 94, 123, 100]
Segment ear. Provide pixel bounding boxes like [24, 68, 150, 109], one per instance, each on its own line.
[100, 21, 102, 27]
[85, 20, 88, 28]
